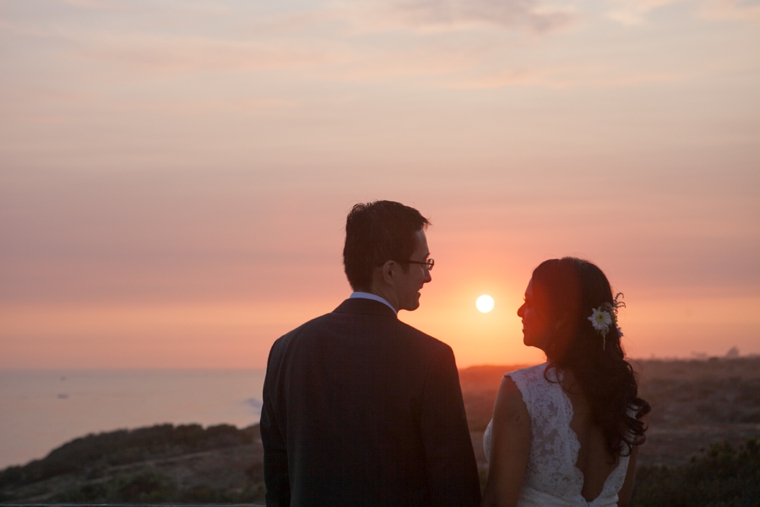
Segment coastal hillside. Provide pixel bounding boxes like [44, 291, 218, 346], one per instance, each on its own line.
[2, 356, 759, 504]
[0, 424, 264, 504]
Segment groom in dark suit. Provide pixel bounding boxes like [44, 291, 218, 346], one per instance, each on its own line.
[261, 200, 480, 506]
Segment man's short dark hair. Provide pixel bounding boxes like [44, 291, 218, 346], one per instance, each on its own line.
[343, 200, 430, 291]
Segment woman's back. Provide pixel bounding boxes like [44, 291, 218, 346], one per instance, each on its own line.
[561, 370, 621, 501]
[484, 364, 631, 506]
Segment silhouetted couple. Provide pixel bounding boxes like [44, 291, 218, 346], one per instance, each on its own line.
[261, 201, 649, 507]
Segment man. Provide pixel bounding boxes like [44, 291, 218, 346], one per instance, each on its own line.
[261, 200, 480, 507]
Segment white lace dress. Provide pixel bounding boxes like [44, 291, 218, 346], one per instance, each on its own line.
[483, 363, 631, 507]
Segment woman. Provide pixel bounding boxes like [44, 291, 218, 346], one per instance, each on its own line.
[482, 258, 649, 507]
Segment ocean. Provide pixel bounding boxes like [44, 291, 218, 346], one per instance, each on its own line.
[0, 369, 265, 469]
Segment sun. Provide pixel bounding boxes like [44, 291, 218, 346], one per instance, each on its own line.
[476, 295, 494, 313]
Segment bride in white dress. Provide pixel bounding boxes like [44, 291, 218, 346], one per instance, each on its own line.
[482, 258, 650, 507]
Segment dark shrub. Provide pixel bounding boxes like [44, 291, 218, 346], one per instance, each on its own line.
[632, 438, 760, 507]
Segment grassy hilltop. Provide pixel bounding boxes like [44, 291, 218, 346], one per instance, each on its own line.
[2, 356, 760, 505]
[0, 424, 264, 504]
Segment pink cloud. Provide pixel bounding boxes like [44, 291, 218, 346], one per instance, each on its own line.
[344, 0, 576, 34]
[700, 0, 760, 22]
[74, 34, 335, 74]
[113, 98, 298, 116]
[606, 0, 760, 24]
[60, 0, 124, 10]
[451, 65, 686, 89]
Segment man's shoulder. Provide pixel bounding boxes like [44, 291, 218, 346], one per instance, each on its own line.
[269, 299, 451, 355]
[270, 311, 333, 346]
[394, 318, 452, 353]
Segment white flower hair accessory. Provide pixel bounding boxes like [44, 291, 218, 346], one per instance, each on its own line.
[588, 293, 625, 350]
[589, 307, 612, 335]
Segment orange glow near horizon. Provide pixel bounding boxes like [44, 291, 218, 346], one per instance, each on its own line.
[3, 222, 760, 369]
[2, 214, 760, 370]
[2, 290, 760, 369]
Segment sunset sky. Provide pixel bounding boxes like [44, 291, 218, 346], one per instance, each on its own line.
[1, 0, 758, 369]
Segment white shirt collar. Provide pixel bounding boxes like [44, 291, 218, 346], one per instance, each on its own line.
[349, 292, 397, 315]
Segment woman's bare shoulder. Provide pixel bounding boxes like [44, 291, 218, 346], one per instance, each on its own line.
[494, 376, 529, 423]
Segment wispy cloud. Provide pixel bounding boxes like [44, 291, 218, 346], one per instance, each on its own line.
[339, 0, 576, 34]
[73, 34, 337, 74]
[605, 0, 760, 24]
[451, 65, 685, 88]
[120, 98, 298, 116]
[323, 43, 489, 81]
[700, 0, 760, 22]
[605, 0, 689, 25]
[2, 0, 574, 85]
[59, 0, 124, 10]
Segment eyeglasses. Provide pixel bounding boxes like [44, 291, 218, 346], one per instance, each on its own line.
[396, 258, 434, 271]
[377, 259, 435, 271]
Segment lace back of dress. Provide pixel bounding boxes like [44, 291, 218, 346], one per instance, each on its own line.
[483, 364, 631, 506]
[509, 364, 584, 497]
[507, 364, 632, 506]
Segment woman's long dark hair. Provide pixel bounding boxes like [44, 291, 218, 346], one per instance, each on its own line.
[531, 257, 650, 458]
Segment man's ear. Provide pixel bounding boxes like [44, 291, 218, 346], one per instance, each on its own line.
[381, 260, 396, 285]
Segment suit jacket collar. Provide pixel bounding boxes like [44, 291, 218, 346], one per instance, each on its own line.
[333, 298, 398, 319]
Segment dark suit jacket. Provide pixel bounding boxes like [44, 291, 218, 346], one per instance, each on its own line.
[261, 298, 481, 507]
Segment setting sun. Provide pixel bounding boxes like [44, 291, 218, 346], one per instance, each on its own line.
[476, 295, 495, 313]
